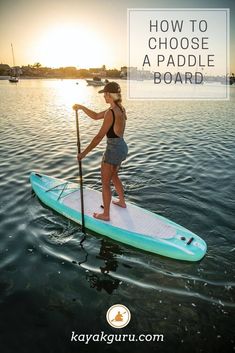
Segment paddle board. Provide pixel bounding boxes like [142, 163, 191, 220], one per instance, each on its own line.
[30, 172, 207, 261]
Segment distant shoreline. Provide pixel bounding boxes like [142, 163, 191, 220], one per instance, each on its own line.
[0, 64, 126, 80]
[0, 75, 126, 80]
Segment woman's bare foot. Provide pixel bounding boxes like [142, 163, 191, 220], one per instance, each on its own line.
[93, 212, 110, 221]
[112, 199, 127, 208]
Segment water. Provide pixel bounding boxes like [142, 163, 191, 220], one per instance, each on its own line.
[0, 79, 235, 353]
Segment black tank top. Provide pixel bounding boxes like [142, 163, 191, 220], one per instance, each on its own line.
[106, 109, 119, 138]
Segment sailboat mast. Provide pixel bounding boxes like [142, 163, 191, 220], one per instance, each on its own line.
[9, 43, 19, 82]
[11, 43, 16, 67]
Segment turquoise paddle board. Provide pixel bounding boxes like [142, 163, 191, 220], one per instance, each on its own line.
[30, 172, 207, 261]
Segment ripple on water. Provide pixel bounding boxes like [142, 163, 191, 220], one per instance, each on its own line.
[0, 80, 235, 351]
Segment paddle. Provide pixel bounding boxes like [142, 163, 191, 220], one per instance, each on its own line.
[75, 110, 85, 234]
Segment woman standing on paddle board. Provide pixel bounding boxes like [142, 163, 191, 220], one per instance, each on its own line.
[73, 81, 128, 221]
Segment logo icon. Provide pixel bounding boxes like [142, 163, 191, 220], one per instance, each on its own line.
[106, 304, 131, 328]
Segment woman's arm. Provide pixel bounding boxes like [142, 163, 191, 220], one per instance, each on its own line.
[78, 110, 113, 159]
[73, 104, 107, 120]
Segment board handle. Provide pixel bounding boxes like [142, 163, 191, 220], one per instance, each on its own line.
[187, 237, 194, 245]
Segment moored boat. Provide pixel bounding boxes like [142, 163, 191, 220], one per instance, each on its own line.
[9, 44, 19, 83]
[86, 77, 109, 86]
[9, 76, 19, 83]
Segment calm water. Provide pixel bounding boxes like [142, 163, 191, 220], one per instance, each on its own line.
[0, 79, 235, 353]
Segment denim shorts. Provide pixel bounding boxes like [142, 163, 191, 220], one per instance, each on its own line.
[103, 138, 128, 166]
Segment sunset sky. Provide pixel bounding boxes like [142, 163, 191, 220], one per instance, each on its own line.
[0, 0, 234, 71]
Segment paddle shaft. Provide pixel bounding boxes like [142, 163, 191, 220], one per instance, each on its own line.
[75, 110, 85, 233]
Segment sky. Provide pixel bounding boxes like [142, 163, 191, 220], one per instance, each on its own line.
[0, 0, 234, 72]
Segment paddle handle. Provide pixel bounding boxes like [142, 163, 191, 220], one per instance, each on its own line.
[75, 110, 85, 233]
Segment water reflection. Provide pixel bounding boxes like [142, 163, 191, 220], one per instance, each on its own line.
[1, 79, 235, 352]
[86, 239, 122, 294]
